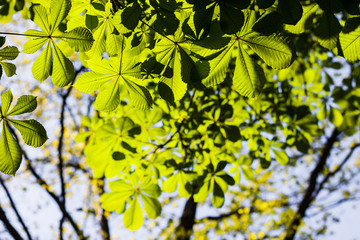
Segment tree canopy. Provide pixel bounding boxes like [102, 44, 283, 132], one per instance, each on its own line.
[0, 0, 360, 239]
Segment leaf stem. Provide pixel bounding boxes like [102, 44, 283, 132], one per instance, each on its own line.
[0, 32, 42, 38]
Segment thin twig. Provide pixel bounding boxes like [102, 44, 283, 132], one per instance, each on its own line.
[57, 66, 86, 238]
[0, 177, 32, 240]
[283, 128, 342, 240]
[0, 204, 23, 240]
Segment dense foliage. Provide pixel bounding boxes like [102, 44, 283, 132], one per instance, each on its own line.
[0, 0, 360, 239]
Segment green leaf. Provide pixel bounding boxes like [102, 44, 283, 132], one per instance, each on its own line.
[219, 3, 244, 34]
[0, 122, 22, 175]
[339, 23, 360, 62]
[100, 193, 127, 212]
[22, 37, 47, 54]
[32, 41, 52, 82]
[179, 171, 192, 198]
[272, 149, 289, 164]
[119, 2, 142, 32]
[141, 194, 161, 219]
[201, 44, 234, 87]
[242, 166, 254, 181]
[8, 119, 48, 147]
[257, 0, 275, 9]
[123, 195, 144, 230]
[31, 4, 50, 34]
[123, 78, 152, 110]
[329, 108, 344, 127]
[85, 14, 98, 30]
[89, 20, 107, 57]
[1, 89, 13, 116]
[278, 0, 303, 25]
[50, 0, 71, 32]
[106, 33, 124, 56]
[94, 80, 121, 112]
[59, 27, 94, 52]
[252, 11, 283, 35]
[223, 125, 241, 142]
[232, 45, 265, 97]
[0, 62, 16, 77]
[141, 181, 161, 198]
[7, 95, 37, 116]
[212, 180, 224, 208]
[315, 13, 342, 50]
[285, 3, 318, 34]
[51, 41, 74, 87]
[194, 181, 210, 202]
[0, 37, 5, 47]
[245, 32, 294, 69]
[0, 46, 19, 60]
[316, 0, 344, 13]
[74, 72, 115, 93]
[162, 173, 179, 192]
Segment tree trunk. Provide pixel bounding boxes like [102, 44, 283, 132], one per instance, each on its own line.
[176, 196, 198, 240]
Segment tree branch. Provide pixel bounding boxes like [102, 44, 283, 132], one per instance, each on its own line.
[7, 125, 87, 240]
[0, 177, 32, 240]
[314, 143, 360, 197]
[0, 203, 23, 240]
[284, 128, 341, 240]
[176, 196, 198, 240]
[57, 66, 85, 239]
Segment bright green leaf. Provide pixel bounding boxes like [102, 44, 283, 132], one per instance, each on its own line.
[7, 95, 38, 116]
[8, 119, 48, 147]
[123, 195, 144, 230]
[0, 122, 22, 175]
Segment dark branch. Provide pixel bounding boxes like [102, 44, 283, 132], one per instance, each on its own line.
[0, 203, 24, 240]
[284, 128, 341, 240]
[176, 196, 198, 240]
[95, 178, 110, 240]
[57, 66, 85, 239]
[314, 143, 360, 197]
[6, 125, 87, 240]
[0, 177, 32, 240]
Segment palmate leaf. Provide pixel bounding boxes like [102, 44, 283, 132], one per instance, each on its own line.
[0, 90, 47, 175]
[0, 122, 22, 175]
[24, 0, 93, 86]
[88, 4, 115, 57]
[200, 9, 293, 97]
[75, 55, 152, 111]
[153, 32, 193, 102]
[0, 41, 19, 77]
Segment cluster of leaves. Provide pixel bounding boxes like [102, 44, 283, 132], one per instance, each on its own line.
[0, 0, 360, 232]
[0, 37, 19, 78]
[0, 89, 47, 175]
